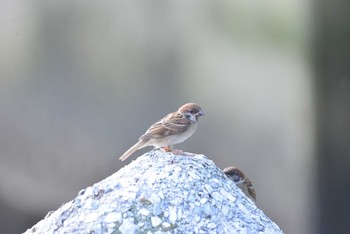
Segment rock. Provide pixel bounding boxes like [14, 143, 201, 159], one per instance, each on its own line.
[24, 150, 283, 234]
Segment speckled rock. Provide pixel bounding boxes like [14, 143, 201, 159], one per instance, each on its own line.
[24, 150, 283, 234]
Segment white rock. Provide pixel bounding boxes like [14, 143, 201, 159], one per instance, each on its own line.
[105, 212, 122, 223]
[200, 198, 208, 204]
[24, 151, 283, 234]
[119, 218, 137, 234]
[168, 206, 177, 224]
[162, 222, 171, 228]
[84, 213, 99, 223]
[139, 208, 150, 216]
[151, 216, 162, 227]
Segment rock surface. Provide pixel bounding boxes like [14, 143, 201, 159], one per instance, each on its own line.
[25, 150, 283, 234]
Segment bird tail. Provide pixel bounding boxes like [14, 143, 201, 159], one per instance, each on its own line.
[119, 140, 147, 161]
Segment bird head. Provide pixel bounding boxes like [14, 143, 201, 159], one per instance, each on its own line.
[223, 166, 246, 184]
[178, 103, 205, 123]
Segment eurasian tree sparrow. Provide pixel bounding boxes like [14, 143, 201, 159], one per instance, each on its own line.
[119, 103, 204, 161]
[223, 166, 256, 202]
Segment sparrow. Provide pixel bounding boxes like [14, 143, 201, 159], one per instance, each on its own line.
[119, 103, 205, 161]
[223, 166, 256, 202]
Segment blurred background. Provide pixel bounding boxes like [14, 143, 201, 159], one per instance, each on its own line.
[1, 0, 349, 233]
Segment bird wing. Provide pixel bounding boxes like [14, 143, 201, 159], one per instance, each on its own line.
[140, 112, 191, 140]
[245, 178, 256, 201]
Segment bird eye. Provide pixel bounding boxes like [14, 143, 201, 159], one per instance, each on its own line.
[190, 110, 195, 114]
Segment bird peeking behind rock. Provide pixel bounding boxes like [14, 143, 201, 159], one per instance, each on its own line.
[119, 103, 205, 161]
[223, 166, 256, 202]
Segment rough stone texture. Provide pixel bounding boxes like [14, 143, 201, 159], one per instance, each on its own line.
[24, 151, 283, 234]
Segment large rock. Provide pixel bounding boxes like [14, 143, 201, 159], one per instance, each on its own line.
[25, 151, 283, 233]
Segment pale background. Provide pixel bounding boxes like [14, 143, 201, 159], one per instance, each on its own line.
[0, 0, 323, 233]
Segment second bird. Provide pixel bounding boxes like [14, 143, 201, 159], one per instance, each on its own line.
[223, 166, 257, 202]
[119, 103, 205, 161]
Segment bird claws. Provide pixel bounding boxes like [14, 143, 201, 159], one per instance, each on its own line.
[158, 147, 183, 155]
[163, 146, 173, 152]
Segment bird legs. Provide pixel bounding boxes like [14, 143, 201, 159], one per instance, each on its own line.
[154, 146, 184, 155]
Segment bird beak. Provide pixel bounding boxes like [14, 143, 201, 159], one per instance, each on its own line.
[198, 110, 205, 116]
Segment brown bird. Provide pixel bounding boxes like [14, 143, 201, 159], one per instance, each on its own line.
[223, 166, 256, 202]
[119, 103, 205, 161]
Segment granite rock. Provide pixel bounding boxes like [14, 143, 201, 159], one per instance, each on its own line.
[24, 150, 283, 234]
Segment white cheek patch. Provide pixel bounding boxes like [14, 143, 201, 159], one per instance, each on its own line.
[189, 115, 197, 123]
